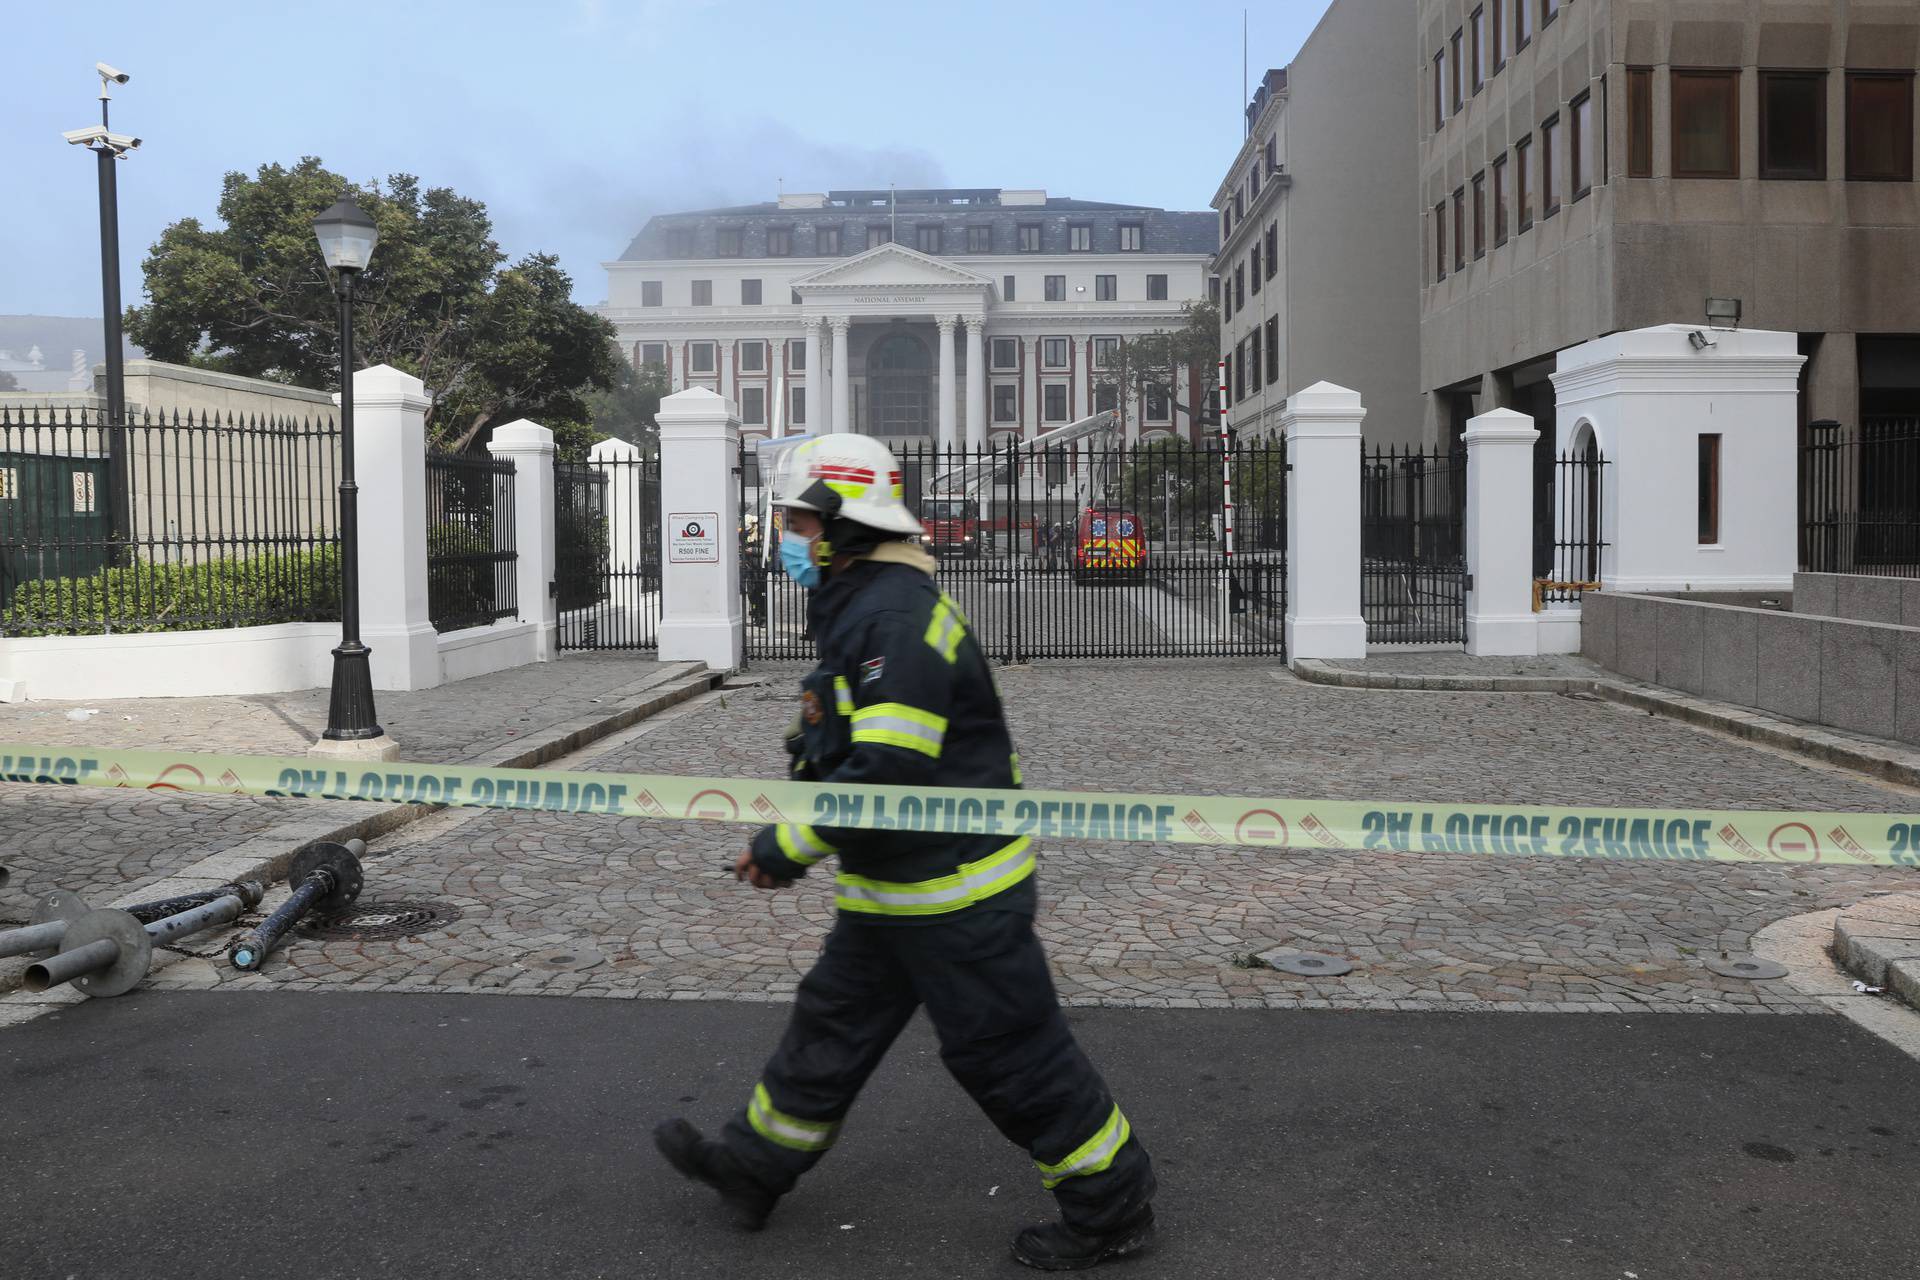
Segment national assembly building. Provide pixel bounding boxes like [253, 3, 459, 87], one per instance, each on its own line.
[599, 188, 1218, 446]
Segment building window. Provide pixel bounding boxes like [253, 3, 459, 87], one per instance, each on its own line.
[1626, 68, 1654, 177]
[1542, 0, 1560, 25]
[1042, 338, 1068, 369]
[1570, 92, 1595, 197]
[1516, 135, 1534, 229]
[641, 280, 663, 307]
[717, 226, 743, 257]
[967, 224, 993, 253]
[1516, 0, 1533, 51]
[1221, 208, 1233, 242]
[1095, 274, 1117, 301]
[1434, 202, 1447, 281]
[1003, 275, 1016, 301]
[817, 225, 842, 255]
[1471, 172, 1487, 257]
[1491, 0, 1505, 72]
[993, 384, 1018, 423]
[1069, 223, 1092, 251]
[1223, 280, 1232, 321]
[791, 385, 807, 426]
[1234, 263, 1245, 310]
[917, 224, 942, 254]
[1018, 223, 1042, 252]
[1542, 114, 1561, 215]
[1698, 434, 1721, 544]
[1045, 274, 1066, 302]
[788, 339, 806, 371]
[867, 225, 890, 249]
[1092, 336, 1119, 369]
[1492, 154, 1509, 245]
[739, 340, 766, 373]
[740, 386, 765, 426]
[1265, 316, 1279, 385]
[1848, 72, 1917, 182]
[1471, 8, 1486, 92]
[1147, 273, 1168, 300]
[1250, 168, 1261, 200]
[1248, 327, 1262, 395]
[1264, 223, 1277, 279]
[1043, 384, 1068, 422]
[1119, 223, 1143, 251]
[1250, 244, 1262, 293]
[1451, 29, 1464, 112]
[1760, 71, 1826, 180]
[741, 278, 762, 306]
[689, 342, 716, 374]
[991, 337, 1019, 370]
[1673, 70, 1740, 178]
[767, 226, 792, 256]
[665, 228, 694, 257]
[691, 279, 713, 306]
[1146, 385, 1170, 421]
[1433, 51, 1446, 131]
[639, 342, 666, 368]
[1453, 187, 1466, 269]
[1209, 276, 1221, 305]
[1265, 136, 1278, 174]
[1235, 339, 1248, 401]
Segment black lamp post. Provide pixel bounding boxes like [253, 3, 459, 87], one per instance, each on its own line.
[313, 195, 385, 742]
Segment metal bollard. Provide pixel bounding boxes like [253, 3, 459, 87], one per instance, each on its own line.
[23, 881, 260, 998]
[228, 840, 365, 972]
[0, 882, 263, 962]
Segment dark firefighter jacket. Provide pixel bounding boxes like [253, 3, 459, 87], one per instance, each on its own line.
[748, 541, 1034, 923]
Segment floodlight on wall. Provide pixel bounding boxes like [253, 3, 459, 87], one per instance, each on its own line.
[1687, 330, 1717, 351]
[1705, 297, 1741, 330]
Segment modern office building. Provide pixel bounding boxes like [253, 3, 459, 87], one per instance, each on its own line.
[599, 189, 1217, 445]
[1213, 0, 1423, 444]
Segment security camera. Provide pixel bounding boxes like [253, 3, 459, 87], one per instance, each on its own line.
[1687, 329, 1716, 351]
[96, 62, 130, 83]
[62, 125, 109, 145]
[106, 132, 141, 150]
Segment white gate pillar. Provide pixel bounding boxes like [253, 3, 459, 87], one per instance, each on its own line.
[487, 420, 558, 664]
[1283, 381, 1367, 660]
[346, 364, 438, 691]
[655, 387, 743, 669]
[1462, 408, 1541, 656]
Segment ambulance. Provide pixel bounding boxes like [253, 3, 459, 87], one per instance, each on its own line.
[1073, 506, 1146, 582]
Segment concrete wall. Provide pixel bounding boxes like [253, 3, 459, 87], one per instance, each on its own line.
[1282, 0, 1424, 446]
[1584, 589, 1920, 745]
[1794, 571, 1920, 627]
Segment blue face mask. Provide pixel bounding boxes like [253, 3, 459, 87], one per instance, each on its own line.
[779, 530, 822, 588]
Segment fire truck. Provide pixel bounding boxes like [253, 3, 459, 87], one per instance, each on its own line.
[920, 496, 983, 558]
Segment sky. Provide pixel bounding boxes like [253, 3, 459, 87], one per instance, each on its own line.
[0, 0, 1326, 320]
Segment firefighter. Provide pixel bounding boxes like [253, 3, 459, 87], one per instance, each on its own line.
[655, 433, 1157, 1270]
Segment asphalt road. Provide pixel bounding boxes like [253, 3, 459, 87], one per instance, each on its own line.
[3, 995, 1917, 1279]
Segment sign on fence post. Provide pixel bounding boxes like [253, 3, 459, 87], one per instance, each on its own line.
[655, 389, 743, 669]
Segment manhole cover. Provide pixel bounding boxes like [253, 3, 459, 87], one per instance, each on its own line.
[1258, 949, 1355, 977]
[1705, 955, 1788, 980]
[527, 947, 605, 972]
[298, 899, 461, 942]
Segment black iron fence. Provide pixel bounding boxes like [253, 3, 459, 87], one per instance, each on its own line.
[556, 452, 660, 650]
[1360, 443, 1466, 644]
[737, 435, 1288, 663]
[1538, 447, 1610, 604]
[1801, 418, 1920, 577]
[425, 451, 517, 632]
[0, 405, 341, 635]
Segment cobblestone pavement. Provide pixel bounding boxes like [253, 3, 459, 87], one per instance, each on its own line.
[1323, 652, 1605, 679]
[146, 661, 1920, 1013]
[0, 657, 700, 988]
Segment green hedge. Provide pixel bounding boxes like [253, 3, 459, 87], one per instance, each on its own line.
[1, 545, 341, 637]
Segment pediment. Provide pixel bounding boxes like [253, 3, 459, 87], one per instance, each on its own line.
[790, 242, 996, 291]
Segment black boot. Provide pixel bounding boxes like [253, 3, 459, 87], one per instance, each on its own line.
[1011, 1203, 1156, 1271]
[653, 1118, 779, 1231]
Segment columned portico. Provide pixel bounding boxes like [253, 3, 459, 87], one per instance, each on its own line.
[936, 315, 958, 450]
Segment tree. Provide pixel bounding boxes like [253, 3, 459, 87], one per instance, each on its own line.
[1093, 300, 1222, 433]
[125, 157, 619, 451]
[581, 357, 670, 455]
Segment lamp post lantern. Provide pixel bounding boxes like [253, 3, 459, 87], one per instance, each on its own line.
[314, 194, 386, 744]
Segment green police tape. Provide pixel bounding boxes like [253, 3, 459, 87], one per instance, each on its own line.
[4, 743, 1920, 869]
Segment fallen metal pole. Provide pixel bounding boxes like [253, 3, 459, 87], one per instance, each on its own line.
[23, 882, 259, 998]
[229, 840, 364, 972]
[0, 882, 262, 961]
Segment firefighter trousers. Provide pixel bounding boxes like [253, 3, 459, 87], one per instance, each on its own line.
[721, 907, 1156, 1234]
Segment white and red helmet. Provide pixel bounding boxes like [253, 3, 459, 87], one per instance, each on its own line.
[772, 433, 922, 536]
